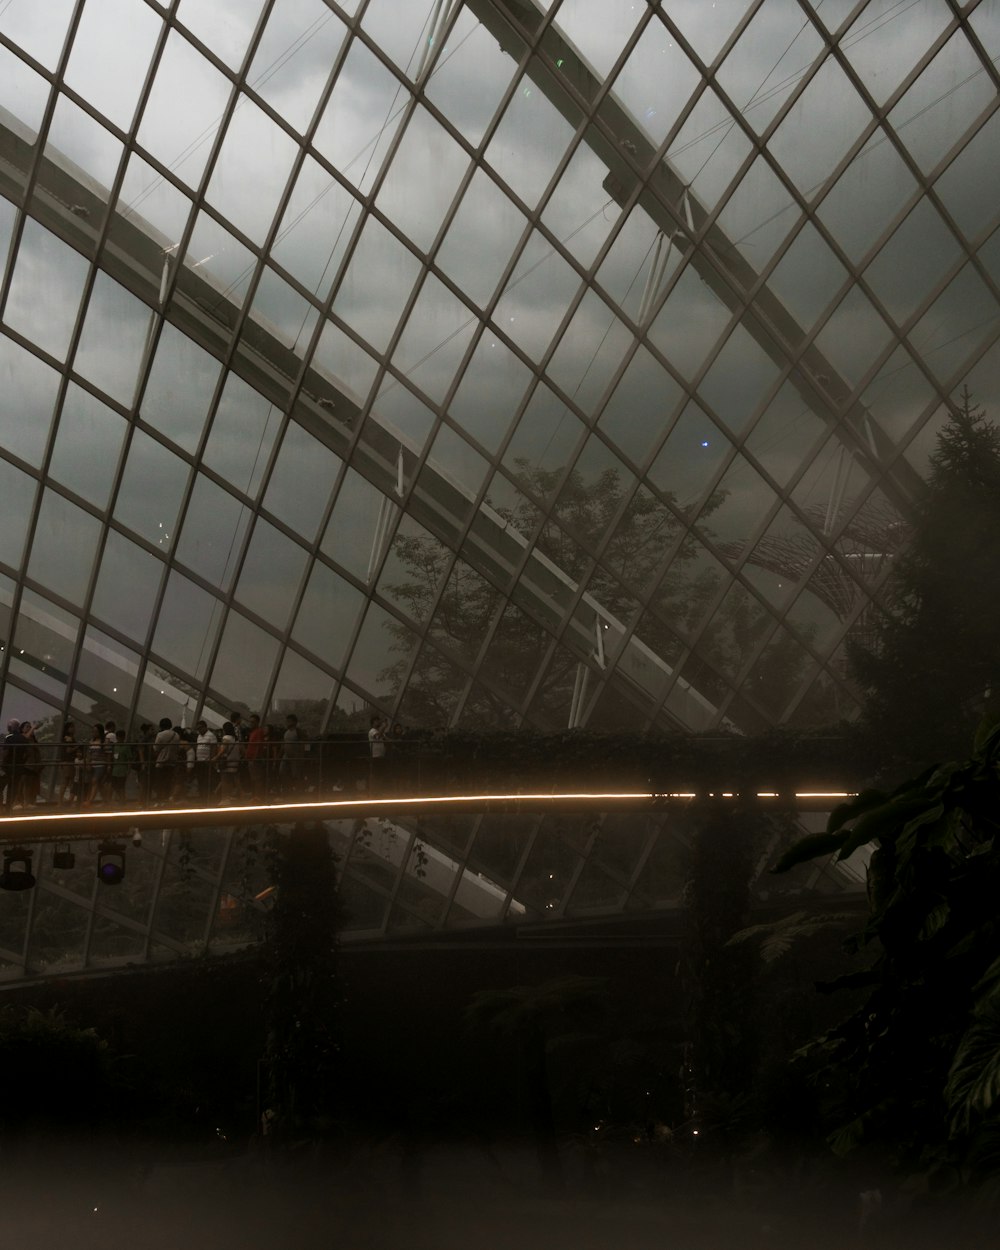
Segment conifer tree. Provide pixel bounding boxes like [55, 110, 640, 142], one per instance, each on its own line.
[852, 388, 1000, 767]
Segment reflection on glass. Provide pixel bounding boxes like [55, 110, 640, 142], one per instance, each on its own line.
[209, 610, 280, 713]
[26, 490, 101, 608]
[0, 335, 59, 468]
[114, 431, 190, 550]
[150, 570, 223, 683]
[74, 272, 150, 407]
[4, 218, 88, 363]
[90, 531, 164, 645]
[174, 474, 250, 589]
[235, 518, 308, 629]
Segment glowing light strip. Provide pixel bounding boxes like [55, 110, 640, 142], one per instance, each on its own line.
[0, 788, 859, 830]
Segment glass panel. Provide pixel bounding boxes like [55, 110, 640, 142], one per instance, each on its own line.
[540, 135, 621, 270]
[27, 892, 89, 976]
[812, 287, 892, 388]
[668, 0, 756, 65]
[313, 38, 406, 196]
[271, 157, 362, 298]
[767, 223, 847, 332]
[376, 515, 449, 625]
[598, 347, 684, 470]
[209, 611, 280, 713]
[137, 30, 231, 187]
[423, 9, 515, 147]
[151, 571, 224, 683]
[397, 640, 467, 730]
[609, 15, 701, 145]
[502, 385, 585, 489]
[4, 218, 88, 363]
[360, 0, 438, 78]
[888, 30, 997, 175]
[312, 319, 379, 405]
[250, 266, 319, 352]
[865, 199, 961, 325]
[548, 293, 634, 417]
[861, 346, 936, 446]
[344, 601, 419, 704]
[743, 628, 815, 720]
[26, 490, 101, 607]
[77, 625, 139, 725]
[90, 531, 164, 645]
[666, 87, 753, 211]
[555, 0, 642, 79]
[715, 1, 824, 135]
[377, 106, 469, 253]
[648, 402, 730, 507]
[174, 475, 251, 589]
[64, 0, 161, 131]
[436, 169, 527, 308]
[202, 372, 282, 497]
[744, 381, 826, 488]
[117, 152, 193, 246]
[768, 58, 872, 199]
[371, 374, 436, 453]
[0, 0, 77, 70]
[908, 264, 998, 391]
[140, 323, 221, 454]
[321, 468, 384, 581]
[206, 95, 299, 245]
[714, 157, 801, 269]
[494, 233, 580, 362]
[700, 322, 780, 438]
[447, 331, 531, 455]
[390, 275, 476, 406]
[270, 648, 333, 730]
[331, 214, 420, 354]
[177, 0, 265, 69]
[485, 72, 575, 209]
[46, 95, 123, 192]
[594, 205, 665, 323]
[113, 431, 190, 550]
[73, 273, 149, 406]
[235, 519, 309, 630]
[263, 422, 341, 541]
[427, 423, 490, 499]
[647, 261, 732, 382]
[477, 602, 548, 711]
[935, 110, 1000, 241]
[701, 458, 777, 555]
[0, 335, 59, 468]
[249, 0, 347, 134]
[12, 589, 78, 706]
[841, 0, 951, 106]
[183, 211, 257, 311]
[49, 385, 126, 510]
[817, 136, 918, 264]
[292, 560, 366, 671]
[0, 457, 37, 571]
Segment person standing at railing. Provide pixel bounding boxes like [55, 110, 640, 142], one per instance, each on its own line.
[55, 721, 77, 804]
[195, 720, 218, 801]
[245, 714, 266, 800]
[368, 714, 386, 794]
[280, 713, 305, 798]
[20, 722, 42, 809]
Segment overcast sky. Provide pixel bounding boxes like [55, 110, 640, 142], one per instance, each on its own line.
[0, 0, 997, 728]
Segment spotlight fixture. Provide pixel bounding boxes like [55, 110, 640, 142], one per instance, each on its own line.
[96, 842, 126, 886]
[52, 845, 76, 870]
[0, 847, 35, 891]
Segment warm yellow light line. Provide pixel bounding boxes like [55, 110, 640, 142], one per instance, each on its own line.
[0, 787, 858, 830]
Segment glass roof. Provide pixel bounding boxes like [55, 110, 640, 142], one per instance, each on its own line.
[0, 0, 997, 736]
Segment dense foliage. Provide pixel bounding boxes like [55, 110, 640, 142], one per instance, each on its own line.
[851, 390, 1000, 769]
[776, 717, 1000, 1189]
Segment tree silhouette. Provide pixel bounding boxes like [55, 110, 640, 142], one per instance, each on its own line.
[851, 387, 1000, 766]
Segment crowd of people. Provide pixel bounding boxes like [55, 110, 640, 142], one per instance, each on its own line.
[0, 712, 417, 811]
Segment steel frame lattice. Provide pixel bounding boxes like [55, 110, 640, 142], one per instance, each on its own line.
[0, 0, 996, 966]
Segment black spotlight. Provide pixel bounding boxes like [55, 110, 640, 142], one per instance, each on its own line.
[96, 843, 126, 886]
[52, 845, 76, 871]
[0, 847, 36, 891]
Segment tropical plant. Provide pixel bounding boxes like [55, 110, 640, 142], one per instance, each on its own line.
[774, 716, 1000, 1188]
